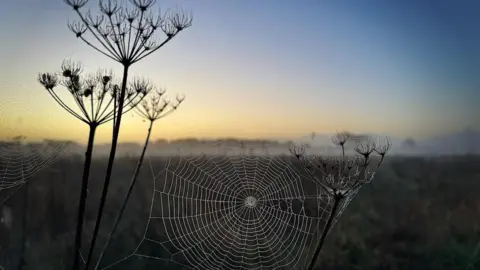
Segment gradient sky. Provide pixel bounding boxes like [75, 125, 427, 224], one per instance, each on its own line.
[0, 0, 479, 144]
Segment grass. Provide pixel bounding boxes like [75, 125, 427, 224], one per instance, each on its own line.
[0, 154, 479, 269]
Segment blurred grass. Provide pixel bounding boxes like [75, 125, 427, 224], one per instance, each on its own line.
[0, 155, 479, 269]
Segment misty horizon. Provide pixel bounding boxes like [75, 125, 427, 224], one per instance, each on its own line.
[1, 0, 479, 143]
[3, 126, 479, 157]
[2, 126, 479, 144]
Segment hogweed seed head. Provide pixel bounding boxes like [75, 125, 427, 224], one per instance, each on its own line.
[131, 78, 153, 95]
[134, 85, 184, 121]
[291, 132, 392, 198]
[39, 60, 150, 126]
[64, 0, 89, 10]
[83, 88, 93, 97]
[374, 136, 392, 156]
[289, 143, 305, 159]
[332, 131, 350, 146]
[61, 60, 83, 78]
[65, 0, 192, 65]
[99, 0, 121, 17]
[173, 94, 185, 109]
[170, 10, 192, 32]
[146, 10, 164, 30]
[103, 76, 112, 84]
[130, 0, 156, 11]
[68, 20, 87, 38]
[38, 73, 58, 90]
[354, 138, 376, 159]
[62, 70, 72, 78]
[85, 11, 105, 28]
[125, 7, 139, 23]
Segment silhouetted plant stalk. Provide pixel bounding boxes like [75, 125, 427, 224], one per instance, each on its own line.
[63, 1, 191, 267]
[38, 60, 149, 270]
[94, 89, 184, 269]
[289, 131, 392, 270]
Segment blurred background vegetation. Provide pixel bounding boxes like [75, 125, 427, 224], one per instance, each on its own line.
[0, 155, 479, 270]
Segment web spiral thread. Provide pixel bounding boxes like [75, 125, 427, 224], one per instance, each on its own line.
[103, 149, 360, 270]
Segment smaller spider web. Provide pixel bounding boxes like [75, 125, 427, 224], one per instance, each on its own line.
[1, 84, 70, 200]
[0, 140, 68, 190]
[103, 149, 342, 270]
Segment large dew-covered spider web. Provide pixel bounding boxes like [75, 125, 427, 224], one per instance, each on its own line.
[104, 150, 350, 270]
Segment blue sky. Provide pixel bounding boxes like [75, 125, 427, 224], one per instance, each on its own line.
[0, 0, 478, 143]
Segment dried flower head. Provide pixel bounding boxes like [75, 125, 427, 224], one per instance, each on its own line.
[68, 20, 88, 38]
[99, 0, 121, 17]
[38, 73, 59, 90]
[131, 77, 154, 95]
[374, 136, 392, 167]
[374, 136, 392, 156]
[61, 59, 83, 78]
[64, 0, 89, 10]
[332, 131, 350, 146]
[134, 86, 184, 122]
[289, 143, 305, 159]
[169, 9, 193, 32]
[95, 69, 114, 86]
[131, 0, 156, 11]
[292, 132, 391, 198]
[85, 11, 104, 28]
[38, 61, 148, 126]
[65, 0, 192, 64]
[354, 138, 376, 159]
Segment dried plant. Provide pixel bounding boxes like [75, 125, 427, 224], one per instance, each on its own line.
[291, 131, 391, 270]
[38, 60, 150, 270]
[289, 143, 305, 159]
[94, 88, 184, 269]
[374, 136, 392, 168]
[331, 130, 350, 156]
[63, 0, 192, 268]
[64, 0, 192, 65]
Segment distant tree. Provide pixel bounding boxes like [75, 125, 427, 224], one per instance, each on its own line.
[11, 136, 27, 143]
[38, 60, 150, 270]
[402, 137, 417, 148]
[290, 131, 391, 269]
[154, 138, 168, 145]
[62, 1, 192, 266]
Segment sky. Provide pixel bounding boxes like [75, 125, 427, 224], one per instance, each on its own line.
[0, 0, 479, 144]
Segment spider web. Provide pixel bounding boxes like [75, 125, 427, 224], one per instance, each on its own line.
[0, 140, 67, 190]
[103, 147, 358, 270]
[0, 84, 70, 202]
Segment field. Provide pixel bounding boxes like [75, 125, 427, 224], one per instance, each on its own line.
[0, 155, 479, 270]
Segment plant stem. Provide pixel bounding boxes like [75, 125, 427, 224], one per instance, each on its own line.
[72, 124, 98, 270]
[307, 195, 341, 270]
[18, 181, 28, 270]
[85, 65, 129, 269]
[94, 120, 154, 269]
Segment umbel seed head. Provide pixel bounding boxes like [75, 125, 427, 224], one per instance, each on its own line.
[63, 69, 72, 77]
[102, 76, 111, 84]
[64, 0, 192, 65]
[61, 59, 83, 78]
[64, 0, 89, 10]
[38, 73, 58, 90]
[83, 88, 93, 97]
